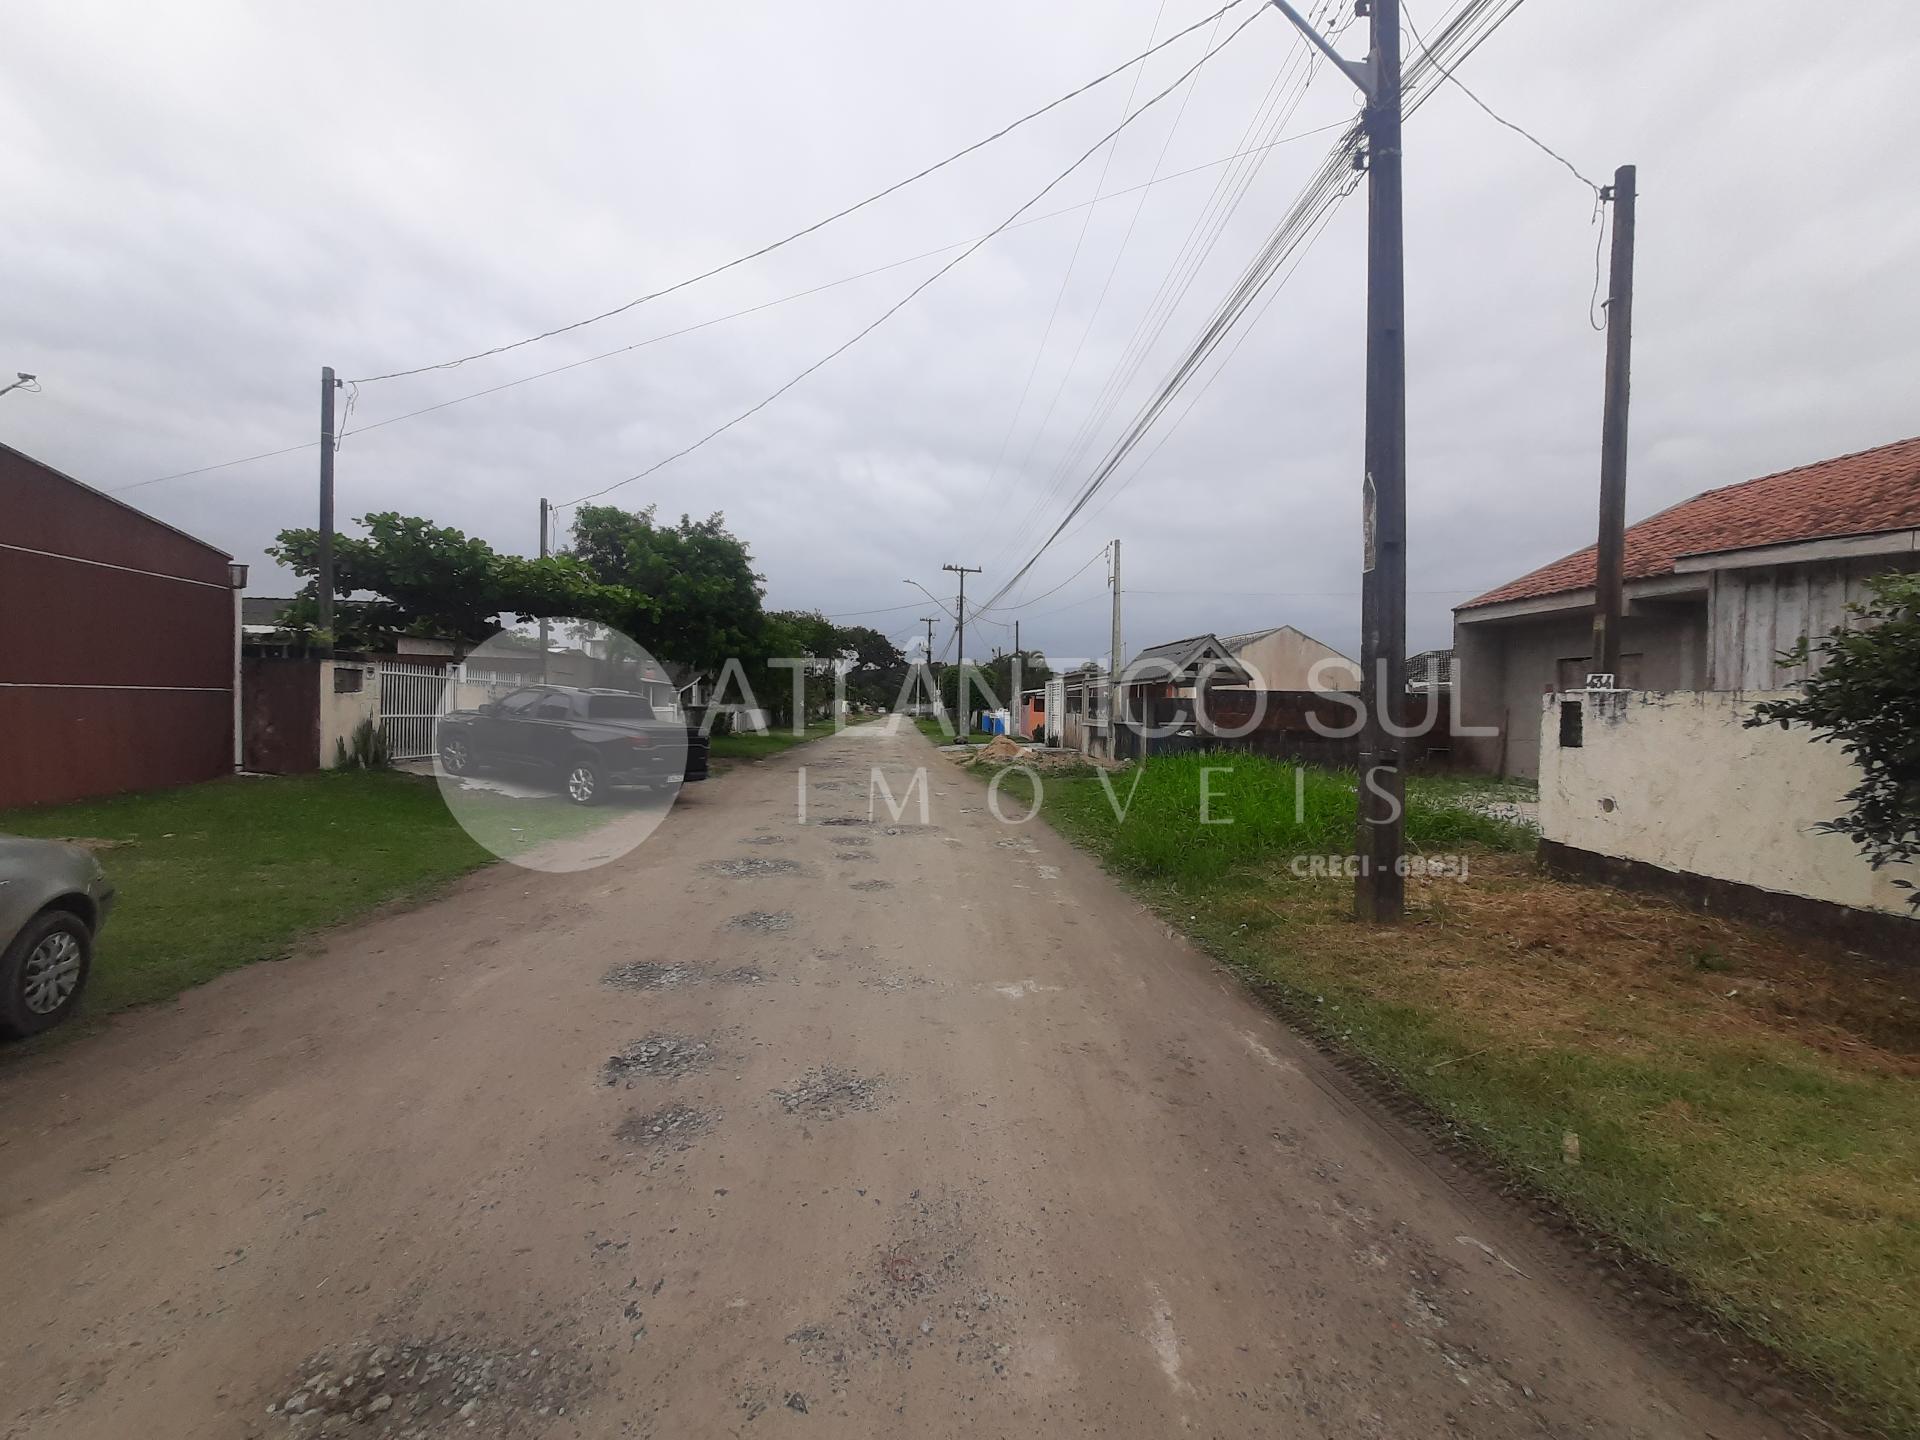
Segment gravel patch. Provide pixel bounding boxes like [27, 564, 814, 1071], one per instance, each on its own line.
[849, 880, 892, 893]
[602, 1033, 718, 1085]
[616, 1103, 720, 1152]
[817, 817, 867, 828]
[267, 1336, 591, 1438]
[708, 857, 802, 878]
[728, 910, 794, 934]
[602, 961, 698, 991]
[773, 1066, 889, 1119]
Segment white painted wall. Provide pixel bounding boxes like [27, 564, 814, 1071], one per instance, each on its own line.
[1538, 688, 1911, 917]
[318, 660, 378, 767]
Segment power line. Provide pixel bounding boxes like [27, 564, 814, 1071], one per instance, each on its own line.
[976, 0, 1532, 612]
[979, 543, 1110, 613]
[347, 0, 1259, 385]
[556, 3, 1274, 511]
[1403, 1, 1600, 194]
[974, 0, 1172, 528]
[109, 117, 1352, 497]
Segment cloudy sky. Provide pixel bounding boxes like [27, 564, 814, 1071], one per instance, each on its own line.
[5, 0, 1917, 668]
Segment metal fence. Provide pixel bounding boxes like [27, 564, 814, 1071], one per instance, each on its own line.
[377, 661, 451, 761]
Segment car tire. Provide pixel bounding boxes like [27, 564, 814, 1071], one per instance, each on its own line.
[440, 733, 475, 776]
[0, 908, 93, 1040]
[564, 756, 605, 806]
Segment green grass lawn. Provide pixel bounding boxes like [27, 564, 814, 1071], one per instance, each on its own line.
[706, 717, 841, 761]
[0, 771, 495, 1030]
[975, 752, 1920, 1437]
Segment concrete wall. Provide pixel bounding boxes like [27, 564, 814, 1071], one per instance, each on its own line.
[1453, 603, 1707, 778]
[1539, 688, 1912, 918]
[318, 661, 378, 768]
[1230, 628, 1360, 691]
[1709, 554, 1920, 689]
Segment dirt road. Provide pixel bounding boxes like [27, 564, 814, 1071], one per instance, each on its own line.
[0, 721, 1795, 1439]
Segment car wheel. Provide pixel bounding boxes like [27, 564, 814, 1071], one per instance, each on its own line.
[564, 757, 605, 806]
[0, 909, 93, 1040]
[440, 734, 474, 776]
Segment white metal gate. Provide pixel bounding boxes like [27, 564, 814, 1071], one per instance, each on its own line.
[377, 661, 452, 761]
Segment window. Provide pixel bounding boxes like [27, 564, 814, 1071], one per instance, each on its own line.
[586, 695, 655, 721]
[534, 696, 573, 720]
[496, 689, 546, 715]
[332, 666, 364, 695]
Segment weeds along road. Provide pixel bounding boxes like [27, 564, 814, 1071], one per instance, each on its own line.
[0, 720, 1795, 1440]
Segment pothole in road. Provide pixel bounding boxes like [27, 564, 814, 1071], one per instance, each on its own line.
[740, 835, 789, 846]
[716, 965, 768, 985]
[602, 1033, 719, 1085]
[849, 879, 892, 892]
[616, 1102, 720, 1152]
[881, 824, 939, 837]
[729, 910, 794, 934]
[830, 835, 871, 847]
[816, 817, 867, 828]
[861, 972, 929, 991]
[773, 1066, 889, 1119]
[267, 1336, 592, 1437]
[834, 851, 878, 864]
[709, 857, 803, 878]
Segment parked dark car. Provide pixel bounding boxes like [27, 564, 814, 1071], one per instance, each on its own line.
[435, 685, 709, 805]
[0, 837, 115, 1038]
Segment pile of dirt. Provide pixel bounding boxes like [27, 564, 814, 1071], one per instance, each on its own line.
[974, 734, 1026, 762]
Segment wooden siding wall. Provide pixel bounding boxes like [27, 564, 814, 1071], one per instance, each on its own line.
[1709, 554, 1920, 690]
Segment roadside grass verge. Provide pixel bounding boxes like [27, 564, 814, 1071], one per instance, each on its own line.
[977, 751, 1919, 1437]
[707, 717, 840, 761]
[0, 771, 493, 1032]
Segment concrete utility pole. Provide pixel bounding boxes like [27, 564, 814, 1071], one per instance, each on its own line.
[538, 497, 551, 683]
[1107, 539, 1123, 756]
[1273, 0, 1407, 922]
[1013, 618, 1022, 727]
[943, 563, 981, 731]
[318, 366, 340, 648]
[1590, 165, 1637, 684]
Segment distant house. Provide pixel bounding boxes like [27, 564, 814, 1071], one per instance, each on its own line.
[1, 442, 243, 807]
[1407, 648, 1453, 692]
[1455, 435, 1920, 777]
[1218, 624, 1360, 691]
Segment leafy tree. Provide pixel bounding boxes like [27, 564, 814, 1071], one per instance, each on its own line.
[1748, 570, 1920, 907]
[568, 505, 764, 674]
[270, 512, 644, 648]
[837, 624, 909, 708]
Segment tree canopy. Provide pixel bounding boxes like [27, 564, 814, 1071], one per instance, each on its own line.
[269, 512, 643, 648]
[567, 505, 765, 675]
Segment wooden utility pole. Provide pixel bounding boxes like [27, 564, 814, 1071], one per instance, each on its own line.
[317, 367, 339, 647]
[1590, 164, 1637, 683]
[1270, 0, 1408, 920]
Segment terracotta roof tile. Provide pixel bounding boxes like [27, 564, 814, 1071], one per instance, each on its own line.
[1458, 435, 1920, 610]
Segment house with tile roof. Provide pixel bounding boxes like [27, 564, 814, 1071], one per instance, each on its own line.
[1453, 435, 1920, 777]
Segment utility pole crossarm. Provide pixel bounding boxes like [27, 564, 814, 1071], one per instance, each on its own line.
[1267, 0, 1376, 99]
